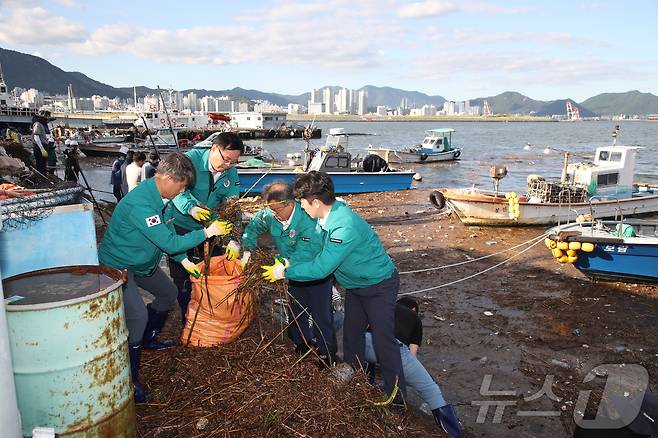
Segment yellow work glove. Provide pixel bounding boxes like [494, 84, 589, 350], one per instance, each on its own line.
[261, 258, 288, 283]
[204, 220, 233, 238]
[189, 205, 212, 221]
[225, 240, 240, 261]
[40, 148, 48, 158]
[239, 251, 251, 269]
[181, 258, 201, 279]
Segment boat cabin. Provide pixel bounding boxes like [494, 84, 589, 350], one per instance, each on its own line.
[418, 128, 455, 153]
[569, 146, 639, 196]
[306, 128, 352, 172]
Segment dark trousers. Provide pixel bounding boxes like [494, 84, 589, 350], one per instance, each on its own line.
[113, 185, 123, 203]
[123, 267, 178, 344]
[33, 145, 47, 174]
[343, 271, 406, 398]
[287, 276, 336, 356]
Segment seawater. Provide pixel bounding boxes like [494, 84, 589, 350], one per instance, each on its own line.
[81, 120, 658, 202]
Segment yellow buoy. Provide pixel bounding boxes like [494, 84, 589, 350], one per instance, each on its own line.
[568, 241, 581, 251]
[557, 255, 569, 263]
[552, 248, 564, 258]
[581, 242, 595, 252]
[544, 238, 554, 248]
[557, 241, 569, 250]
[567, 255, 578, 263]
[566, 249, 577, 257]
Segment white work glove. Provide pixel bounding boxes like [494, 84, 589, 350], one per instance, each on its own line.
[239, 251, 251, 269]
[225, 240, 240, 261]
[261, 257, 288, 282]
[189, 205, 212, 221]
[204, 220, 233, 238]
[181, 258, 201, 279]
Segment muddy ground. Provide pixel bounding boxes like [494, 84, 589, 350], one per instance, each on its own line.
[122, 187, 658, 437]
[343, 189, 658, 437]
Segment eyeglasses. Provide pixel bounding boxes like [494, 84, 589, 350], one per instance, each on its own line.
[218, 148, 238, 165]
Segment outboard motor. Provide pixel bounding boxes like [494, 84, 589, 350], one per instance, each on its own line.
[362, 154, 390, 172]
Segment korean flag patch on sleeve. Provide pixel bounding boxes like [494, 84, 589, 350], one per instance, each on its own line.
[146, 215, 162, 227]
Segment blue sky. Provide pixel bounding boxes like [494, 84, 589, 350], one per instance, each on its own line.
[0, 0, 656, 101]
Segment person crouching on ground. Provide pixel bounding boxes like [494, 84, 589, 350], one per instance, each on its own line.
[261, 171, 406, 401]
[98, 153, 234, 403]
[169, 132, 244, 325]
[363, 297, 463, 437]
[241, 181, 337, 367]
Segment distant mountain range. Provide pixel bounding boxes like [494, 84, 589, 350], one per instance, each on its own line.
[1, 47, 657, 116]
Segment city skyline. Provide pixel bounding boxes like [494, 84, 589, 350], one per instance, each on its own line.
[0, 0, 657, 102]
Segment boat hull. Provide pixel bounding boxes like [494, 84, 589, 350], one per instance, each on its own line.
[575, 241, 658, 283]
[442, 188, 658, 226]
[238, 169, 415, 194]
[370, 148, 460, 164]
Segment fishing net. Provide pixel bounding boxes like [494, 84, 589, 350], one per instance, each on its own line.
[0, 182, 85, 232]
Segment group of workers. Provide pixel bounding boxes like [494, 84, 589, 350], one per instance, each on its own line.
[97, 132, 463, 437]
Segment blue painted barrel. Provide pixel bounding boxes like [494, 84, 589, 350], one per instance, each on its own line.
[3, 265, 134, 437]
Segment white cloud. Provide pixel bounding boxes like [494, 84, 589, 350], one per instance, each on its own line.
[0, 4, 87, 45]
[424, 28, 613, 49]
[405, 51, 655, 87]
[397, 1, 458, 18]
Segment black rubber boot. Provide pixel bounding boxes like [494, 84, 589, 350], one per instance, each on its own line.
[143, 304, 176, 350]
[432, 404, 464, 438]
[129, 343, 149, 403]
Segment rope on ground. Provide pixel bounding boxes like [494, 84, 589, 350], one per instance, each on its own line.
[398, 232, 549, 275]
[398, 235, 548, 297]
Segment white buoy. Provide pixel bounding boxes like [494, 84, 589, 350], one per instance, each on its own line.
[0, 266, 22, 438]
[413, 173, 422, 181]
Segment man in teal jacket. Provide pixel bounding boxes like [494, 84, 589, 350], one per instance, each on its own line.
[169, 132, 244, 324]
[99, 153, 232, 403]
[242, 181, 336, 365]
[262, 171, 406, 400]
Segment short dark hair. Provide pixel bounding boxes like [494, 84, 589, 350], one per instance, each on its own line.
[148, 152, 159, 161]
[134, 151, 147, 161]
[292, 171, 336, 205]
[212, 132, 244, 154]
[125, 150, 135, 164]
[156, 153, 196, 187]
[262, 181, 293, 205]
[397, 296, 419, 313]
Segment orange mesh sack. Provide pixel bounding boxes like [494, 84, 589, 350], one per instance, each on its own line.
[181, 255, 253, 347]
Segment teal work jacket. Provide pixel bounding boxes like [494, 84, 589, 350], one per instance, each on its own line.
[99, 178, 206, 277]
[241, 201, 324, 262]
[285, 201, 395, 289]
[171, 148, 240, 231]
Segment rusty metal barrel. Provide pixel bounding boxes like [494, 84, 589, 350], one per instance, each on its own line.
[3, 265, 134, 437]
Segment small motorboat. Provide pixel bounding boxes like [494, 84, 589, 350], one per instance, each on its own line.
[545, 219, 658, 284]
[368, 128, 461, 163]
[435, 139, 658, 226]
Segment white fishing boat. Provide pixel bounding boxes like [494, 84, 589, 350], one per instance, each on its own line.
[368, 128, 461, 164]
[433, 141, 658, 226]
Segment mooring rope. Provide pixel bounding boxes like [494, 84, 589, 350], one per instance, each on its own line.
[240, 164, 275, 199]
[398, 232, 549, 275]
[398, 234, 548, 297]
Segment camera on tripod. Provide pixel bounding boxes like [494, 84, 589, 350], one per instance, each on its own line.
[63, 139, 81, 182]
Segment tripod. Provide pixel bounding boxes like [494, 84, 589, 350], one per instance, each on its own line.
[64, 147, 106, 225]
